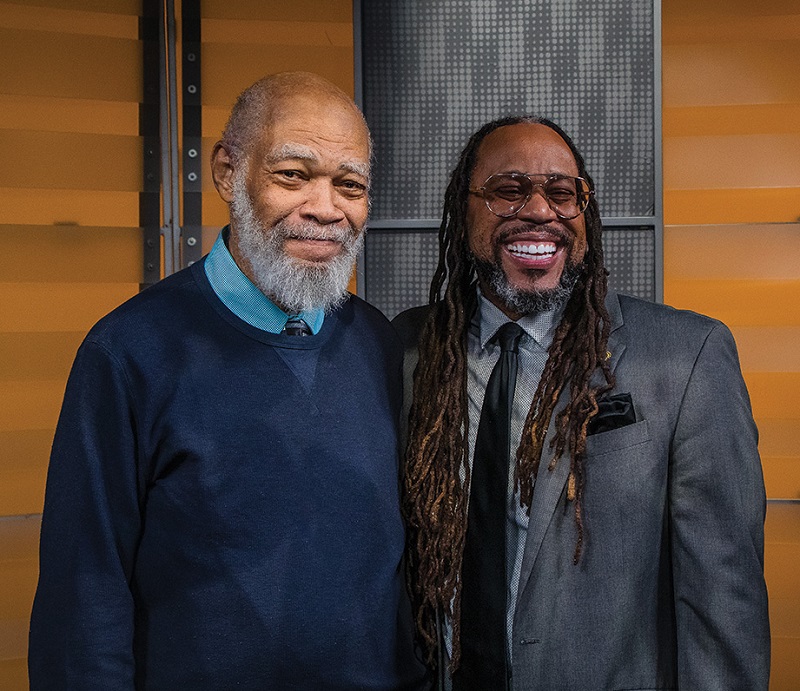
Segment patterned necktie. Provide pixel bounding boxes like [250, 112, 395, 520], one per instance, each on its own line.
[454, 321, 524, 691]
[282, 316, 312, 336]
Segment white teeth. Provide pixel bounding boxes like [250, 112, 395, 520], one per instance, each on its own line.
[508, 242, 556, 257]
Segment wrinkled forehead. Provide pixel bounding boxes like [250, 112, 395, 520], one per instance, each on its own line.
[253, 92, 371, 168]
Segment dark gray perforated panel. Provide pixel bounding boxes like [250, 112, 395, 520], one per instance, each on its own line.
[362, 0, 655, 220]
[602, 227, 656, 301]
[365, 230, 440, 320]
[365, 227, 655, 320]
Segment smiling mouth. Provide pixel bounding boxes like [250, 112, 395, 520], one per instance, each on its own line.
[286, 235, 342, 244]
[506, 241, 558, 260]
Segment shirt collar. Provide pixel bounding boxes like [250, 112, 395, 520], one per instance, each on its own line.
[203, 227, 325, 335]
[474, 287, 564, 352]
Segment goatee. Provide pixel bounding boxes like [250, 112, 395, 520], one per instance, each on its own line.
[230, 174, 364, 314]
[472, 255, 584, 315]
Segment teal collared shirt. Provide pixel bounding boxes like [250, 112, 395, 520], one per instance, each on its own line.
[203, 228, 324, 335]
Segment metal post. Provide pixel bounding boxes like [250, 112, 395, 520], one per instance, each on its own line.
[159, 0, 181, 276]
[140, 0, 161, 288]
[182, 0, 203, 267]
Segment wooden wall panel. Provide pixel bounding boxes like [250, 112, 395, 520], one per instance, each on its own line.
[0, 131, 142, 192]
[0, 2, 145, 685]
[765, 503, 800, 688]
[663, 1, 800, 685]
[1, 226, 142, 283]
[0, 94, 138, 135]
[0, 518, 39, 685]
[0, 189, 139, 227]
[0, 28, 141, 101]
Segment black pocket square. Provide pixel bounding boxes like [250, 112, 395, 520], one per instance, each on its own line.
[587, 392, 636, 436]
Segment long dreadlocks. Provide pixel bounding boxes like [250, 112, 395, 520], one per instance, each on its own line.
[402, 116, 615, 671]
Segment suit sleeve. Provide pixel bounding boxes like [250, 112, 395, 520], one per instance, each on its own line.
[28, 340, 143, 689]
[669, 322, 770, 689]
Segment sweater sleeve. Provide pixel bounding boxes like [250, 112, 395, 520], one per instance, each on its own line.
[670, 322, 770, 689]
[29, 339, 143, 689]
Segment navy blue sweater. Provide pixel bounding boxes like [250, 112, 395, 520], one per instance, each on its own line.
[29, 261, 427, 689]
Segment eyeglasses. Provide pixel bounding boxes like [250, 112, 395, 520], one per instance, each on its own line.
[469, 173, 594, 220]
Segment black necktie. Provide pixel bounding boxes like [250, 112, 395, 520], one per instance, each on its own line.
[282, 316, 312, 336]
[454, 322, 524, 691]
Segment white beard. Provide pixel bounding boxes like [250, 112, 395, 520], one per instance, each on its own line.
[229, 174, 364, 314]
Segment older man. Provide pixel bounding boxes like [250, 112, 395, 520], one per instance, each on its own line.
[395, 116, 770, 690]
[29, 72, 427, 689]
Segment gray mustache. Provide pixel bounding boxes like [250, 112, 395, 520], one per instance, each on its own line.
[274, 222, 355, 244]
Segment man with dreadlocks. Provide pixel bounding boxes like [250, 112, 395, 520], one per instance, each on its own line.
[394, 117, 770, 690]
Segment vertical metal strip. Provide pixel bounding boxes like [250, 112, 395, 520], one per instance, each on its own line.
[653, 0, 664, 303]
[162, 0, 181, 275]
[352, 0, 367, 300]
[182, 0, 203, 267]
[140, 0, 161, 289]
[166, 0, 181, 273]
[158, 1, 173, 274]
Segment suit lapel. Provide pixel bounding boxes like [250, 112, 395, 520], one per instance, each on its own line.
[516, 291, 626, 599]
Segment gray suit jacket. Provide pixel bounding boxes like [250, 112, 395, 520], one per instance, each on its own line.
[393, 291, 770, 691]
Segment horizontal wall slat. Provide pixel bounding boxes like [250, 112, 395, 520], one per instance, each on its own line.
[764, 538, 800, 602]
[0, 28, 141, 101]
[0, 189, 139, 227]
[664, 224, 800, 281]
[764, 502, 800, 674]
[0, 381, 65, 433]
[202, 18, 351, 46]
[763, 457, 800, 501]
[1, 225, 142, 283]
[0, 95, 138, 136]
[664, 279, 800, 326]
[663, 41, 800, 107]
[772, 638, 800, 691]
[732, 328, 800, 372]
[4, 0, 138, 14]
[0, 1, 137, 39]
[664, 134, 800, 190]
[0, 469, 46, 516]
[664, 104, 800, 137]
[203, 195, 230, 229]
[0, 131, 142, 191]
[665, 0, 800, 16]
[770, 598, 800, 638]
[0, 516, 39, 676]
[202, 44, 353, 105]
[0, 283, 138, 333]
[0, 333, 83, 381]
[759, 419, 800, 458]
[746, 372, 800, 420]
[0, 430, 53, 475]
[202, 0, 351, 22]
[664, 188, 800, 226]
[0, 658, 26, 687]
[202, 105, 228, 139]
[663, 13, 800, 44]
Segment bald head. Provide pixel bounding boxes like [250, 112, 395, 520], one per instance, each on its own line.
[221, 72, 370, 165]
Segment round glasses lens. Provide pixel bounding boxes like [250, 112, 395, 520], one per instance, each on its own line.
[544, 176, 584, 219]
[482, 174, 531, 217]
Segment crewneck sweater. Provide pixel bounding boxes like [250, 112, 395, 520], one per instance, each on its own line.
[30, 260, 427, 690]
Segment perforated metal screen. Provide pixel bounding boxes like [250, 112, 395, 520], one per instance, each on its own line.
[358, 0, 660, 315]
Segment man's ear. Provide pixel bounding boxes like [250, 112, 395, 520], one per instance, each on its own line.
[210, 142, 237, 203]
